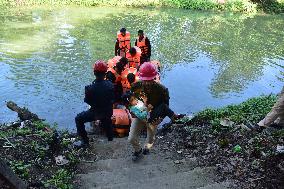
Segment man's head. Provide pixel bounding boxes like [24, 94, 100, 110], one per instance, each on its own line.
[138, 30, 144, 39]
[129, 47, 137, 56]
[115, 61, 125, 75]
[119, 57, 128, 68]
[120, 28, 126, 37]
[127, 73, 136, 84]
[93, 60, 108, 79]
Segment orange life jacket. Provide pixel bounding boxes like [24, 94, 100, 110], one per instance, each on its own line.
[107, 56, 122, 69]
[117, 31, 131, 51]
[112, 109, 131, 137]
[121, 67, 139, 93]
[136, 36, 149, 56]
[107, 67, 122, 83]
[126, 46, 141, 69]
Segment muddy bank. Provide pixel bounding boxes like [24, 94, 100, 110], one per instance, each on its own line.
[157, 95, 284, 189]
[0, 102, 82, 188]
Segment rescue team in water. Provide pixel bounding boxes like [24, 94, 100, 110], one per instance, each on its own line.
[74, 28, 185, 161]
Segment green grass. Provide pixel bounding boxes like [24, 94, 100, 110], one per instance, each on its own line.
[194, 95, 277, 125]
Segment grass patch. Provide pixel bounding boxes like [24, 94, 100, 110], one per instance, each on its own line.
[194, 95, 277, 125]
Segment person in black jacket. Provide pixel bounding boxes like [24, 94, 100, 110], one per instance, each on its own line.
[74, 60, 114, 148]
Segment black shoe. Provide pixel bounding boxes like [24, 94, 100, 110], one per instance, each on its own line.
[142, 148, 150, 155]
[270, 123, 283, 129]
[108, 137, 113, 141]
[132, 149, 143, 162]
[73, 140, 90, 149]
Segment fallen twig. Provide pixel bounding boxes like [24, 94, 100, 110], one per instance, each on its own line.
[1, 137, 16, 148]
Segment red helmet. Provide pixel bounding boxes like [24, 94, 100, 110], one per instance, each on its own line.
[93, 60, 108, 73]
[138, 62, 158, 81]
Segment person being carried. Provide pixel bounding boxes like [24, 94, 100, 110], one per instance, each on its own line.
[74, 60, 114, 148]
[122, 91, 152, 122]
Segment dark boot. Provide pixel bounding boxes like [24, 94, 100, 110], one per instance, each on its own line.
[73, 138, 90, 149]
[132, 149, 143, 162]
[142, 148, 150, 155]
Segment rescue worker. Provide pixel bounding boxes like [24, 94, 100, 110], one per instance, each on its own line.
[75, 60, 114, 148]
[106, 61, 126, 103]
[107, 56, 122, 69]
[121, 66, 139, 93]
[135, 30, 151, 64]
[126, 46, 141, 69]
[115, 28, 131, 57]
[128, 62, 184, 161]
[257, 86, 284, 129]
[119, 57, 129, 69]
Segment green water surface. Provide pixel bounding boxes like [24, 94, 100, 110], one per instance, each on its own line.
[0, 6, 283, 129]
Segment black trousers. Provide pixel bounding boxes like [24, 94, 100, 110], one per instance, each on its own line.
[75, 109, 113, 142]
[148, 103, 174, 123]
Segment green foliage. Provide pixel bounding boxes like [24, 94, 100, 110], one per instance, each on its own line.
[9, 160, 31, 179]
[43, 169, 73, 189]
[1, 0, 282, 13]
[166, 0, 257, 12]
[194, 95, 277, 124]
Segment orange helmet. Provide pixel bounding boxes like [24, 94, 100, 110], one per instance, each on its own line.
[138, 62, 158, 81]
[93, 60, 108, 73]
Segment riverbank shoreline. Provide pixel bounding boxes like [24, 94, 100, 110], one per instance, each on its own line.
[157, 94, 284, 189]
[0, 94, 282, 188]
[0, 0, 283, 13]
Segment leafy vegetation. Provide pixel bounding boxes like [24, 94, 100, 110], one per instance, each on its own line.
[43, 169, 73, 189]
[0, 120, 80, 188]
[0, 0, 283, 13]
[194, 95, 277, 124]
[160, 94, 284, 188]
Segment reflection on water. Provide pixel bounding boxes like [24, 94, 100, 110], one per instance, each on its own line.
[0, 7, 283, 130]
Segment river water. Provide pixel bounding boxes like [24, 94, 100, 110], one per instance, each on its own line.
[0, 6, 283, 130]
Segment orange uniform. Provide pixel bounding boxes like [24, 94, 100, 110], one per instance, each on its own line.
[126, 46, 141, 69]
[121, 67, 139, 93]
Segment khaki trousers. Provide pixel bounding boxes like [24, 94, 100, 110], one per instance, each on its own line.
[128, 118, 158, 152]
[258, 87, 284, 127]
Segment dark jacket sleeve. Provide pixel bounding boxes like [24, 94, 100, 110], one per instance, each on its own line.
[84, 85, 93, 106]
[115, 39, 119, 56]
[163, 87, 170, 105]
[109, 82, 115, 104]
[145, 37, 151, 57]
